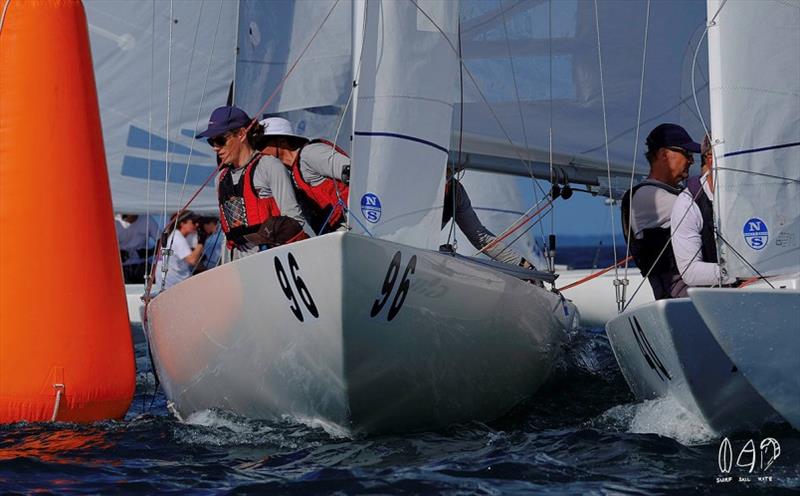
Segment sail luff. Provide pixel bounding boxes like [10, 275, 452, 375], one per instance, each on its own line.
[707, 0, 800, 278]
[346, 0, 460, 249]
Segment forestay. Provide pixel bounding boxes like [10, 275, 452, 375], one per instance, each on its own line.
[707, 0, 800, 278]
[86, 0, 237, 214]
[347, 0, 460, 249]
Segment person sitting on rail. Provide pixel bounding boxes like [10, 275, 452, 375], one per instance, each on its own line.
[620, 123, 701, 299]
[442, 168, 535, 269]
[669, 134, 735, 294]
[256, 117, 350, 234]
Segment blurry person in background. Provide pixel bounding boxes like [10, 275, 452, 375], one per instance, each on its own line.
[115, 213, 159, 284]
[194, 216, 223, 274]
[154, 210, 204, 291]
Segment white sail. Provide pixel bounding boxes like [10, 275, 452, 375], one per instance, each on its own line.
[86, 0, 237, 214]
[347, 0, 459, 249]
[707, 0, 800, 278]
[231, 1, 711, 195]
[234, 0, 354, 146]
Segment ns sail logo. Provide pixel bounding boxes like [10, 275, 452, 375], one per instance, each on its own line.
[717, 437, 780, 484]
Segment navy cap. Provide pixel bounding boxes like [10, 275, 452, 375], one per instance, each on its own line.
[196, 106, 251, 139]
[645, 123, 702, 153]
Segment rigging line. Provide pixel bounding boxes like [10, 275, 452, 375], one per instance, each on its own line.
[473, 196, 553, 257]
[716, 231, 776, 289]
[499, 0, 547, 247]
[157, 0, 177, 292]
[548, 0, 554, 239]
[171, 0, 208, 206]
[447, 17, 465, 248]
[145, 0, 157, 285]
[328, 0, 369, 227]
[693, 0, 728, 141]
[244, 0, 341, 135]
[162, 0, 174, 247]
[713, 167, 800, 183]
[410, 0, 552, 206]
[578, 82, 709, 155]
[175, 0, 226, 210]
[623, 0, 651, 283]
[622, 174, 715, 311]
[501, 206, 554, 261]
[558, 256, 633, 292]
[593, 0, 620, 283]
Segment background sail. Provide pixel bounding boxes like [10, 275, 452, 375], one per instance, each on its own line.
[86, 0, 237, 215]
[708, 0, 800, 277]
[235, 0, 354, 149]
[455, 0, 709, 195]
[347, 0, 460, 249]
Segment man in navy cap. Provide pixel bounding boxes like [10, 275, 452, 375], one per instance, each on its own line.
[197, 106, 310, 259]
[621, 123, 701, 299]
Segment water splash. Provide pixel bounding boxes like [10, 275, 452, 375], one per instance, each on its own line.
[595, 397, 716, 446]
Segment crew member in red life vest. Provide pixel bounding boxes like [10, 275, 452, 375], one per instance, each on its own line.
[197, 106, 311, 259]
[256, 117, 350, 234]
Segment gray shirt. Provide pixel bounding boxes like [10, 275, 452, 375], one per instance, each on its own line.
[297, 141, 350, 186]
[216, 154, 311, 258]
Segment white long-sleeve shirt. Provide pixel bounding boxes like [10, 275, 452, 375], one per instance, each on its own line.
[670, 173, 726, 286]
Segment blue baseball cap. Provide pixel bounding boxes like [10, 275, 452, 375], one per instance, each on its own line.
[646, 123, 702, 153]
[196, 106, 251, 139]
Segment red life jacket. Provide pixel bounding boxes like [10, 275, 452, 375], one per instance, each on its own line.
[217, 154, 282, 247]
[291, 139, 349, 231]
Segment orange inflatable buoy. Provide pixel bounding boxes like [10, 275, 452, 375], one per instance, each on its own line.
[0, 0, 135, 422]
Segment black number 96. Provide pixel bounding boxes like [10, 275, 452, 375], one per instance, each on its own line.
[274, 253, 319, 322]
[370, 251, 416, 321]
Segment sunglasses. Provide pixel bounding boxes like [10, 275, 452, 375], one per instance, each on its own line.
[207, 132, 234, 148]
[666, 146, 693, 160]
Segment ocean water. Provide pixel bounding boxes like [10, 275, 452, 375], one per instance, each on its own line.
[1, 249, 798, 494]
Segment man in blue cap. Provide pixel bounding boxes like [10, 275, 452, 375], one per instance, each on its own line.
[621, 123, 701, 299]
[197, 105, 310, 259]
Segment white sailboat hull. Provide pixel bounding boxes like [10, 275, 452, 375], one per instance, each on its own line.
[690, 287, 800, 430]
[146, 232, 576, 435]
[605, 298, 778, 433]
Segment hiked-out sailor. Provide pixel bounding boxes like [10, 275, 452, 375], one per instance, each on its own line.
[197, 106, 311, 259]
[442, 170, 534, 269]
[621, 123, 700, 299]
[256, 117, 350, 234]
[154, 210, 204, 290]
[669, 135, 734, 294]
[115, 213, 159, 284]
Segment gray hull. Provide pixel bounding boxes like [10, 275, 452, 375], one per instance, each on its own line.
[691, 287, 800, 430]
[606, 298, 778, 433]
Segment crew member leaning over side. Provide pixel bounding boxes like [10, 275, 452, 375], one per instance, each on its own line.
[621, 123, 700, 300]
[443, 171, 535, 269]
[197, 106, 311, 259]
[257, 117, 350, 234]
[669, 135, 734, 294]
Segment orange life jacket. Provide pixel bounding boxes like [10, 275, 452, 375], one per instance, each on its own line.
[291, 139, 349, 232]
[217, 154, 281, 247]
